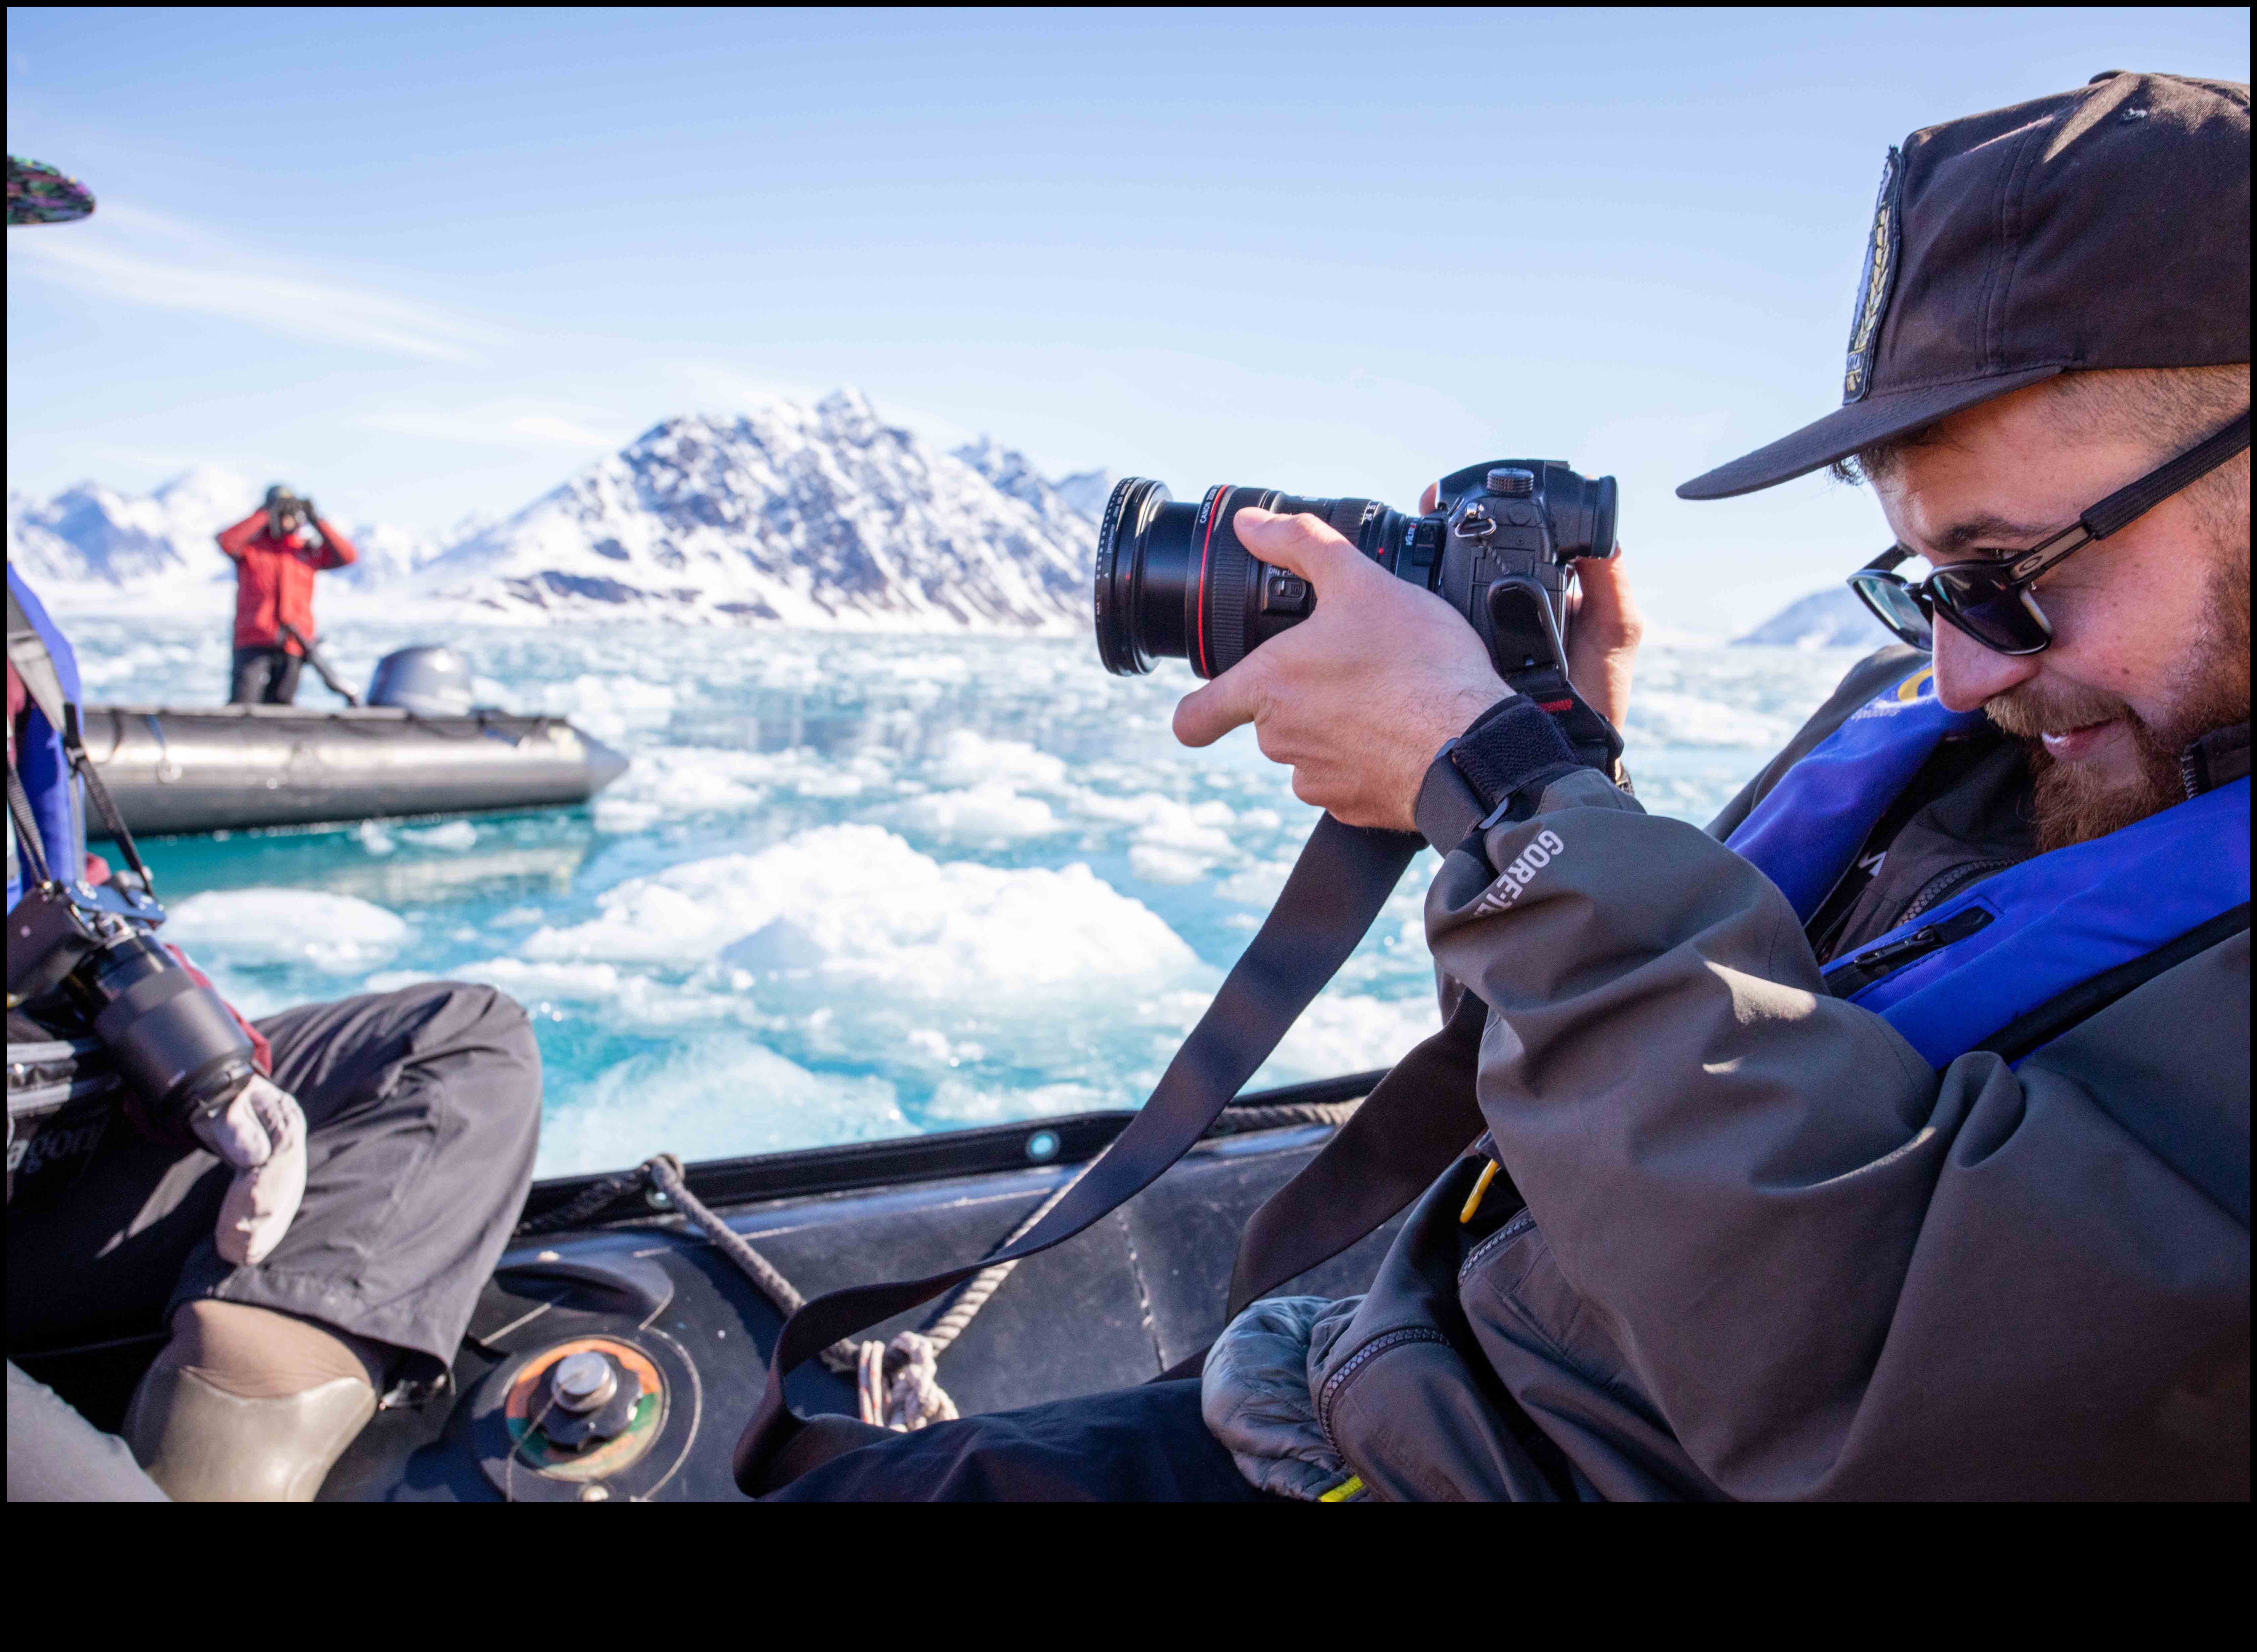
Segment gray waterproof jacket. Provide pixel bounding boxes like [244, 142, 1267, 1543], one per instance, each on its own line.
[1205, 648, 2249, 1500]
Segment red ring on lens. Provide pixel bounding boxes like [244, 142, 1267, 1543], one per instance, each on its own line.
[1196, 486, 1230, 679]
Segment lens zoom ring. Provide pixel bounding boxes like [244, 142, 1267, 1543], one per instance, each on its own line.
[1326, 498, 1369, 542]
[1210, 489, 1246, 677]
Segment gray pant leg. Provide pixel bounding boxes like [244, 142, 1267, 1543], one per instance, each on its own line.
[7, 1360, 168, 1502]
[10, 983, 541, 1368]
[184, 982, 543, 1362]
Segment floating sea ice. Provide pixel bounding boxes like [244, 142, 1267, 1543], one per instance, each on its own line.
[536, 1035, 908, 1177]
[919, 1077, 1109, 1125]
[163, 887, 411, 973]
[593, 797, 666, 833]
[1214, 858, 1298, 907]
[926, 729, 1067, 790]
[1128, 843, 1209, 884]
[1256, 992, 1443, 1085]
[406, 820, 478, 851]
[1625, 690, 1795, 749]
[889, 781, 1060, 845]
[520, 824, 1199, 1000]
[537, 672, 676, 742]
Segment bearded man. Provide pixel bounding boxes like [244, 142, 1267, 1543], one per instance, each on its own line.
[749, 71, 2247, 1502]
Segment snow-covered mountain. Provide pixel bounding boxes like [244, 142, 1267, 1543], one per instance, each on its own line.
[952, 435, 1114, 533]
[1734, 585, 1882, 648]
[9, 389, 1111, 632]
[9, 466, 254, 605]
[7, 464, 452, 613]
[413, 391, 1102, 629]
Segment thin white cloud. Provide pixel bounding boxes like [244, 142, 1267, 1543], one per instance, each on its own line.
[9, 204, 506, 363]
[362, 406, 620, 451]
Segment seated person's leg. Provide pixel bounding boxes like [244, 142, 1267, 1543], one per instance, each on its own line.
[763, 1379, 1283, 1503]
[11, 981, 540, 1500]
[121, 1300, 382, 1502]
[6, 1359, 169, 1502]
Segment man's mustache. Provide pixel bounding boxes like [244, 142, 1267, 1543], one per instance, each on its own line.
[1985, 680, 2134, 740]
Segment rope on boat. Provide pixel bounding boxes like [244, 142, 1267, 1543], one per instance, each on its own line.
[511, 1097, 1362, 1431]
[1200, 1099, 1360, 1135]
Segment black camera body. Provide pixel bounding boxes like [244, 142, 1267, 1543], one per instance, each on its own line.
[1094, 459, 1617, 691]
[6, 878, 256, 1140]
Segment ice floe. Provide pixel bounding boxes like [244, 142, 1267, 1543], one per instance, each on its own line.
[163, 887, 411, 973]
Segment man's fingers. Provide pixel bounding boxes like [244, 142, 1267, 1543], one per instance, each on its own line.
[1233, 508, 1363, 588]
[1174, 665, 1262, 748]
[1419, 482, 1440, 514]
[1570, 543, 1644, 651]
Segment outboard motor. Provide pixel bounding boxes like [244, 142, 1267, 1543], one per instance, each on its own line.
[367, 645, 476, 717]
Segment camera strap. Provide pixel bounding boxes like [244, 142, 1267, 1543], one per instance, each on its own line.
[6, 584, 160, 899]
[735, 811, 1426, 1494]
[7, 760, 56, 888]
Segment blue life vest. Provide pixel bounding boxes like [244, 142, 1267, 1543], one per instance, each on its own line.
[1725, 661, 2251, 1068]
[4, 568, 86, 913]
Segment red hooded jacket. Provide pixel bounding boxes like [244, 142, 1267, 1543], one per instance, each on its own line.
[215, 510, 357, 652]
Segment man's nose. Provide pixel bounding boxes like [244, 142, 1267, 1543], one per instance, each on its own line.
[1931, 614, 2037, 712]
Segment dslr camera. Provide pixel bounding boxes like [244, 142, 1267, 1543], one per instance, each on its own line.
[7, 876, 258, 1185]
[1093, 459, 1617, 708]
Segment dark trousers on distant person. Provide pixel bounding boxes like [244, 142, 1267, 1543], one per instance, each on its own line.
[229, 645, 303, 705]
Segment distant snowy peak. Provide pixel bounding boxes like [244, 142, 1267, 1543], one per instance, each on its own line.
[416, 389, 1106, 630]
[953, 436, 1114, 528]
[8, 463, 447, 610]
[14, 389, 1112, 633]
[1734, 585, 1883, 649]
[8, 464, 255, 590]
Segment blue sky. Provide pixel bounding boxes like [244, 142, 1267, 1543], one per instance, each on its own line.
[7, 7, 2247, 631]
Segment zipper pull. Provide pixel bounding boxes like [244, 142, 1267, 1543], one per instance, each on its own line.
[1823, 904, 1994, 997]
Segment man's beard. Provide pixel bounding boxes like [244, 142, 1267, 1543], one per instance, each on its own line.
[1985, 553, 2251, 853]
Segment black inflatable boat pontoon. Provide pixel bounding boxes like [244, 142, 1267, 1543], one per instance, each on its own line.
[12, 1074, 1394, 1502]
[79, 704, 630, 837]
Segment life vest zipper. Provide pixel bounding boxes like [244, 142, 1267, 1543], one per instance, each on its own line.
[1316, 1326, 1453, 1456]
[1822, 902, 1995, 999]
[1899, 855, 2022, 924]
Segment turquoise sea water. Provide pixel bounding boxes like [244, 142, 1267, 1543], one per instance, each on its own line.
[58, 615, 1864, 1177]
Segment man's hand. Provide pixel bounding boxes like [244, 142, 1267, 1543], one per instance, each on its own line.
[1173, 508, 1510, 830]
[296, 497, 318, 526]
[190, 1076, 308, 1267]
[1417, 480, 1645, 732]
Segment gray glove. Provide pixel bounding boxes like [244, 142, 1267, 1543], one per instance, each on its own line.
[189, 1076, 308, 1266]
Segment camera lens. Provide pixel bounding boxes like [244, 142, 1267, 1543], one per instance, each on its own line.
[1094, 478, 1192, 675]
[1095, 479, 1403, 679]
[80, 932, 258, 1125]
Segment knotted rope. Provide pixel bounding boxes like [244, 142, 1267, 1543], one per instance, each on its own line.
[512, 1098, 1359, 1431]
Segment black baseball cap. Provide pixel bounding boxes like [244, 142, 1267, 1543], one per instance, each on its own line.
[1678, 72, 2251, 501]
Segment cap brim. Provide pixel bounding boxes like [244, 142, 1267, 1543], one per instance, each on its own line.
[1675, 366, 2065, 500]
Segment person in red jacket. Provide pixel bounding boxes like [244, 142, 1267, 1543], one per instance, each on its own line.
[215, 484, 356, 704]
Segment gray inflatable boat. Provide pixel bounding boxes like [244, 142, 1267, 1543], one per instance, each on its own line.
[79, 645, 628, 838]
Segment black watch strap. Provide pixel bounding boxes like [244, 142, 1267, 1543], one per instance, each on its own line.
[1414, 696, 1584, 854]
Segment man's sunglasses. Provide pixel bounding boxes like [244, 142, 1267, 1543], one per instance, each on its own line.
[1848, 408, 2250, 656]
